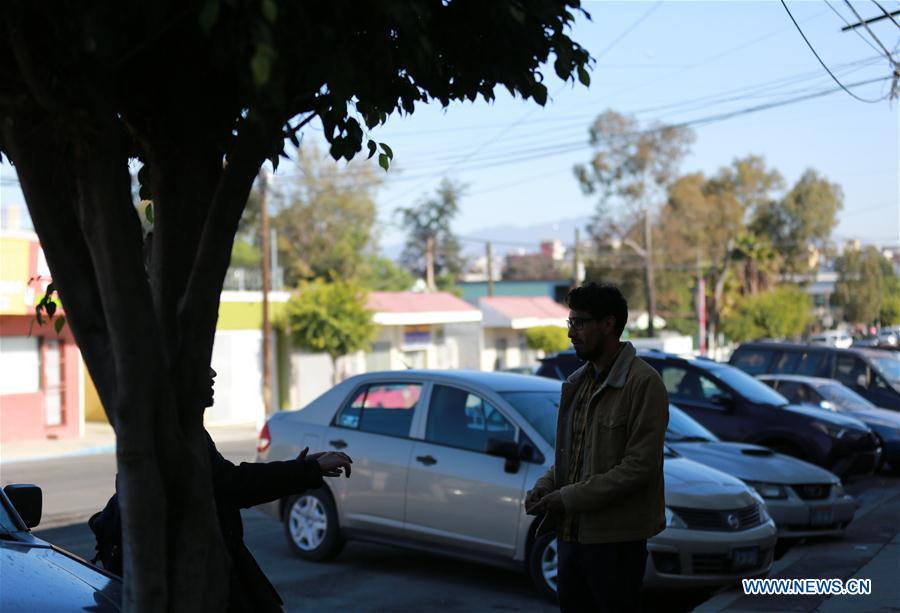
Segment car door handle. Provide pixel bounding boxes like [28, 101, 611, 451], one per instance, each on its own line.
[329, 439, 348, 449]
[416, 455, 437, 466]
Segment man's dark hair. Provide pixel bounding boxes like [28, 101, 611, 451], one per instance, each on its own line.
[567, 282, 628, 337]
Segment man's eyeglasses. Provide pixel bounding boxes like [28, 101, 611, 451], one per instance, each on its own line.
[566, 317, 595, 330]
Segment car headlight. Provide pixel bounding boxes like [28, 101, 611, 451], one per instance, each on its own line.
[834, 481, 845, 497]
[665, 507, 687, 528]
[744, 480, 788, 500]
[747, 490, 772, 523]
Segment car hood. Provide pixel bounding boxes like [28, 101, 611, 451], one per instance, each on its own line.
[663, 456, 758, 509]
[782, 403, 869, 430]
[843, 406, 900, 431]
[669, 441, 838, 485]
[0, 541, 121, 611]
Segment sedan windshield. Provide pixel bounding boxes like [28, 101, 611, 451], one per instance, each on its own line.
[818, 383, 876, 412]
[666, 406, 719, 442]
[709, 365, 790, 406]
[500, 391, 559, 446]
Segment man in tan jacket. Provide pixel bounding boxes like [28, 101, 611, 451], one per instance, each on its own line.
[525, 282, 668, 612]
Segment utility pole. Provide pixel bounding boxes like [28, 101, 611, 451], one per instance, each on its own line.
[643, 210, 656, 338]
[425, 235, 436, 291]
[573, 228, 581, 288]
[259, 168, 273, 417]
[486, 241, 494, 297]
[696, 250, 706, 356]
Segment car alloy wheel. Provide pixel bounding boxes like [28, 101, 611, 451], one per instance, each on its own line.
[283, 489, 344, 561]
[289, 495, 328, 551]
[529, 532, 559, 601]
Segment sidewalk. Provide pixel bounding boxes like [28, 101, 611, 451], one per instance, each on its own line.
[0, 421, 261, 465]
[696, 476, 900, 612]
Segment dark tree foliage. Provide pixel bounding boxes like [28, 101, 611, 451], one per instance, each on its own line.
[0, 2, 590, 610]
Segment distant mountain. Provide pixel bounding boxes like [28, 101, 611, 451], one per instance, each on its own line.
[380, 215, 592, 260]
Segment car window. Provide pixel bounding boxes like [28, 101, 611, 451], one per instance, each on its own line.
[501, 391, 559, 446]
[659, 366, 726, 403]
[334, 382, 421, 437]
[707, 365, 789, 405]
[795, 351, 831, 377]
[730, 348, 774, 375]
[777, 381, 813, 404]
[426, 385, 516, 453]
[835, 355, 868, 389]
[0, 495, 22, 534]
[869, 355, 900, 387]
[818, 383, 874, 411]
[772, 351, 801, 374]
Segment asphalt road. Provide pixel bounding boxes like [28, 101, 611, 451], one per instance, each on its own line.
[4, 437, 897, 612]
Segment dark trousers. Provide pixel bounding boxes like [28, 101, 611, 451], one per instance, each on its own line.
[557, 539, 648, 613]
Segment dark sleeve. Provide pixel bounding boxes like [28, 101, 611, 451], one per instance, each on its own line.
[206, 433, 324, 509]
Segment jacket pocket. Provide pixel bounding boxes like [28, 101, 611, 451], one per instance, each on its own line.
[594, 412, 628, 470]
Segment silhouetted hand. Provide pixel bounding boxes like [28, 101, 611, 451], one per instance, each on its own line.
[527, 490, 564, 516]
[524, 487, 547, 514]
[315, 451, 353, 478]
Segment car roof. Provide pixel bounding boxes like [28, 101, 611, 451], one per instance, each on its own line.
[733, 341, 889, 358]
[756, 374, 835, 386]
[352, 369, 563, 393]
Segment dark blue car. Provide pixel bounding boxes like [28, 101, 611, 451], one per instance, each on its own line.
[0, 484, 121, 611]
[536, 349, 883, 478]
[758, 374, 900, 473]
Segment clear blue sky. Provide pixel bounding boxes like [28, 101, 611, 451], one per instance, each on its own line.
[2, 1, 898, 251]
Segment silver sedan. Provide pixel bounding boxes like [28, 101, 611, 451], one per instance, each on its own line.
[257, 371, 776, 598]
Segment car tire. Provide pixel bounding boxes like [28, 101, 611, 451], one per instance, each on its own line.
[283, 488, 344, 561]
[528, 532, 559, 602]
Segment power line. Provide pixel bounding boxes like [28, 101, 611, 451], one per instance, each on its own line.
[825, 0, 884, 55]
[780, 0, 886, 103]
[869, 0, 900, 28]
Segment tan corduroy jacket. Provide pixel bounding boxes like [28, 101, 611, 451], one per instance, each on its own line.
[534, 342, 669, 544]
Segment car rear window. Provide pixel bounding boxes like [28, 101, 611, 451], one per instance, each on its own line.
[335, 383, 421, 438]
[730, 348, 774, 375]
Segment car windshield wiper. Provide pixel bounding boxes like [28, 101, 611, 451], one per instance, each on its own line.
[666, 435, 711, 443]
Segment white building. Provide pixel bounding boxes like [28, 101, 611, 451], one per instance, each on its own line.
[478, 296, 569, 371]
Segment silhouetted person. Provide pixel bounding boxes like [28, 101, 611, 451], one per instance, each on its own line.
[525, 283, 668, 612]
[91, 369, 352, 612]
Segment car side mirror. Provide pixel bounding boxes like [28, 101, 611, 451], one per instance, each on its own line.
[485, 438, 521, 474]
[4, 484, 42, 528]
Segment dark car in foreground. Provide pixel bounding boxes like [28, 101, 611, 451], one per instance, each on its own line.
[637, 352, 881, 478]
[667, 405, 856, 537]
[0, 484, 122, 611]
[728, 342, 900, 411]
[757, 374, 900, 472]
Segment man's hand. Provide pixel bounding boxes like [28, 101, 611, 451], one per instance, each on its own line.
[527, 490, 564, 516]
[314, 451, 353, 478]
[524, 487, 547, 514]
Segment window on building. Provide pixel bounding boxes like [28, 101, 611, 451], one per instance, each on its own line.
[0, 336, 40, 394]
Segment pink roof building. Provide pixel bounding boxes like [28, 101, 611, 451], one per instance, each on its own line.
[478, 296, 568, 329]
[367, 291, 482, 326]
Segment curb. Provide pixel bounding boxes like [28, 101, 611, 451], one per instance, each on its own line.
[0, 443, 116, 466]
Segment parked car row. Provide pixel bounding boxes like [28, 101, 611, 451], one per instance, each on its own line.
[257, 370, 783, 600]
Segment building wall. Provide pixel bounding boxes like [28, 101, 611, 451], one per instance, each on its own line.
[481, 328, 533, 371]
[0, 315, 81, 442]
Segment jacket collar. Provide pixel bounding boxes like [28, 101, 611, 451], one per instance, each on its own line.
[565, 341, 636, 390]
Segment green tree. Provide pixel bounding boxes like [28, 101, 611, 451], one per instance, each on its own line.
[398, 179, 466, 290]
[576, 110, 694, 336]
[832, 246, 889, 325]
[273, 144, 382, 285]
[751, 169, 843, 274]
[360, 256, 414, 292]
[524, 325, 570, 354]
[721, 286, 813, 341]
[285, 280, 377, 384]
[0, 3, 590, 607]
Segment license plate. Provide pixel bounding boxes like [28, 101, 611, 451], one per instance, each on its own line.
[731, 546, 759, 570]
[810, 506, 834, 526]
